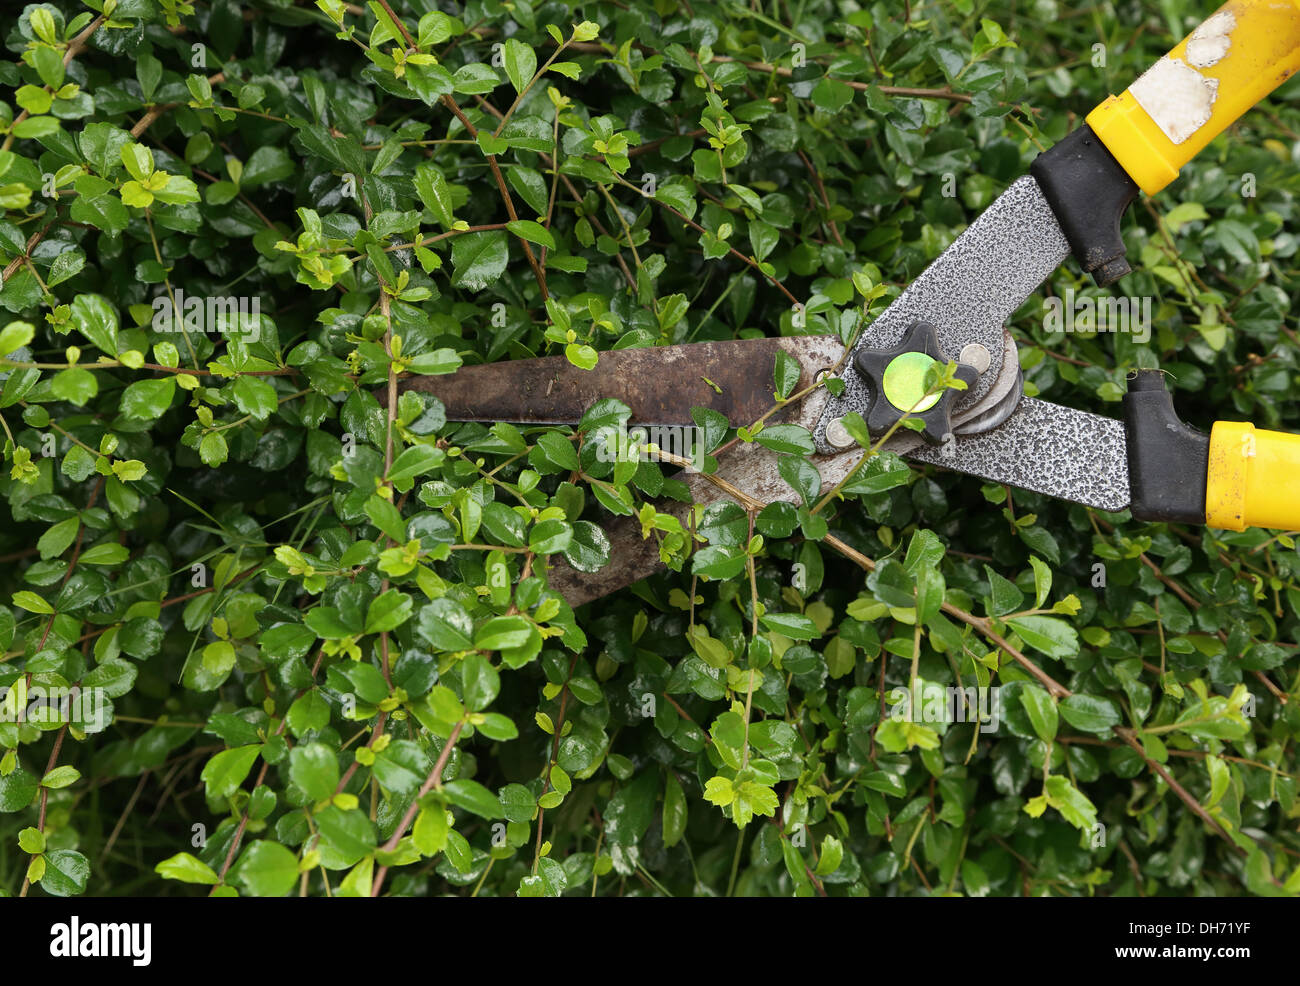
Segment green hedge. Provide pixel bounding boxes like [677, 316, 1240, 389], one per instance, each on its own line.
[0, 0, 1298, 897]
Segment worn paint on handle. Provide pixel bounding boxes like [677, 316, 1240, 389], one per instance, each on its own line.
[1087, 0, 1300, 195]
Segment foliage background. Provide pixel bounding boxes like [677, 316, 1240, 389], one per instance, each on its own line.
[1, 0, 1299, 897]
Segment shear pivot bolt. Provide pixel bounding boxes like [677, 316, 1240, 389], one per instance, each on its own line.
[959, 343, 991, 375]
[852, 321, 979, 446]
[825, 417, 855, 449]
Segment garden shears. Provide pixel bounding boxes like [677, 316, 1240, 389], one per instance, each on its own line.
[396, 0, 1300, 605]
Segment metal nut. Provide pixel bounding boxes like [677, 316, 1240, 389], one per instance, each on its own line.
[958, 342, 991, 375]
[825, 417, 855, 449]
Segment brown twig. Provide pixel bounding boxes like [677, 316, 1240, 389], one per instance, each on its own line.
[370, 719, 465, 896]
[132, 72, 226, 138]
[440, 95, 549, 300]
[19, 724, 68, 897]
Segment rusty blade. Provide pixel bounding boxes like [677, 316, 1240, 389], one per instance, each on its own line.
[396, 337, 842, 425]
[541, 336, 855, 606]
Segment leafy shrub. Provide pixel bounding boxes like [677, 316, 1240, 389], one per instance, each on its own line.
[0, 0, 1298, 897]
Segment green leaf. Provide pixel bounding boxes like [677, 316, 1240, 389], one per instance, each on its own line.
[815, 835, 843, 876]
[29, 8, 58, 43]
[234, 840, 300, 897]
[656, 183, 697, 220]
[535, 431, 580, 470]
[121, 143, 154, 182]
[563, 520, 610, 573]
[662, 772, 687, 848]
[1028, 555, 1052, 608]
[904, 529, 945, 574]
[242, 146, 295, 188]
[289, 742, 339, 802]
[506, 219, 555, 249]
[811, 77, 854, 112]
[261, 622, 317, 661]
[51, 367, 98, 406]
[77, 542, 129, 566]
[413, 801, 450, 855]
[84, 658, 137, 698]
[693, 545, 747, 581]
[1018, 683, 1058, 743]
[476, 713, 518, 741]
[843, 450, 912, 493]
[772, 348, 801, 399]
[155, 852, 221, 885]
[529, 518, 573, 554]
[70, 190, 129, 235]
[12, 591, 53, 614]
[287, 690, 330, 738]
[503, 39, 537, 94]
[443, 778, 504, 819]
[37, 516, 79, 561]
[0, 769, 38, 812]
[414, 163, 456, 228]
[1007, 615, 1078, 660]
[202, 640, 236, 675]
[315, 806, 376, 869]
[199, 431, 229, 466]
[47, 251, 86, 288]
[1059, 694, 1122, 734]
[121, 377, 176, 419]
[417, 598, 474, 651]
[759, 612, 819, 640]
[231, 375, 277, 420]
[18, 826, 45, 854]
[984, 565, 1024, 616]
[460, 653, 499, 711]
[1215, 219, 1259, 266]
[388, 444, 445, 485]
[0, 321, 35, 356]
[451, 231, 509, 290]
[38, 850, 90, 897]
[782, 840, 815, 896]
[406, 348, 462, 375]
[474, 615, 533, 651]
[1205, 754, 1230, 810]
[914, 566, 944, 624]
[453, 63, 501, 95]
[1043, 774, 1097, 831]
[41, 765, 81, 789]
[201, 745, 262, 800]
[365, 589, 413, 634]
[754, 424, 815, 455]
[565, 343, 597, 369]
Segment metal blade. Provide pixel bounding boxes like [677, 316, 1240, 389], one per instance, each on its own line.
[545, 336, 852, 605]
[904, 397, 1130, 511]
[547, 390, 1131, 606]
[399, 337, 841, 426]
[813, 175, 1070, 452]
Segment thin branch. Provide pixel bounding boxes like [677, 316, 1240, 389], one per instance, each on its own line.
[370, 720, 465, 896]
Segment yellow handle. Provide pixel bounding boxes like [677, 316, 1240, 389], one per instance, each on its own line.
[1087, 0, 1300, 195]
[1206, 421, 1300, 531]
